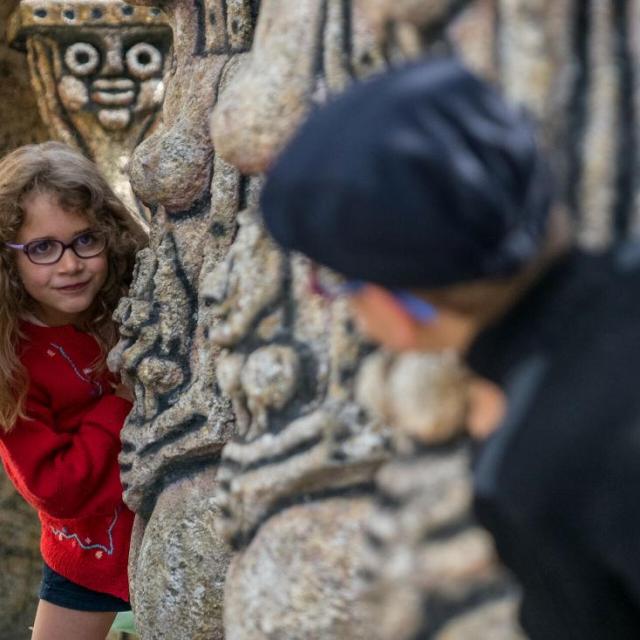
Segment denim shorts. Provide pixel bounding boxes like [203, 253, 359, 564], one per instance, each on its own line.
[39, 563, 131, 612]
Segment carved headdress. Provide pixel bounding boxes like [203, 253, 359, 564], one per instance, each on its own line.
[9, 1, 166, 43]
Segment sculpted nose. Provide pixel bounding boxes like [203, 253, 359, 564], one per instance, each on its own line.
[100, 34, 125, 75]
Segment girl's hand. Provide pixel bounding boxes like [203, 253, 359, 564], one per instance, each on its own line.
[112, 382, 134, 403]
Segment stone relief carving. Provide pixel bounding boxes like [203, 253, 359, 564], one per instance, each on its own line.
[355, 350, 523, 639]
[8, 0, 172, 224]
[203, 211, 392, 639]
[113, 1, 521, 638]
[109, 2, 259, 637]
[206, 3, 524, 638]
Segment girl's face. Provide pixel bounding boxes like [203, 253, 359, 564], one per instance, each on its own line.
[14, 191, 108, 326]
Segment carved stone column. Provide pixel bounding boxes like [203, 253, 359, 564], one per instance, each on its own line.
[8, 0, 172, 225]
[113, 1, 640, 639]
[206, 2, 430, 639]
[110, 2, 258, 638]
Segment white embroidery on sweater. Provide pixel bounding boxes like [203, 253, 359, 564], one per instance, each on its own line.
[49, 506, 120, 556]
[49, 342, 104, 397]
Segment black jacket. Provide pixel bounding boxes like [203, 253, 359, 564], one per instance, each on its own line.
[467, 244, 640, 639]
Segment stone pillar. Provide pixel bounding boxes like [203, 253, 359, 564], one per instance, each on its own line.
[111, 2, 258, 637]
[115, 1, 640, 638]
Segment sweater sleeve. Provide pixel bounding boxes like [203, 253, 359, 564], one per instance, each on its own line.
[0, 379, 132, 520]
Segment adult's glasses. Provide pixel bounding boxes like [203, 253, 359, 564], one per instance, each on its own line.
[309, 264, 437, 324]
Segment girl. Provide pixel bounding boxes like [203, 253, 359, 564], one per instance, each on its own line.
[0, 142, 147, 639]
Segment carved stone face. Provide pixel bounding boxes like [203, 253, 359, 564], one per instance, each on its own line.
[9, 1, 172, 132]
[58, 26, 169, 130]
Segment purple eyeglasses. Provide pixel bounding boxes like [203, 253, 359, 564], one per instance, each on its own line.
[5, 231, 106, 265]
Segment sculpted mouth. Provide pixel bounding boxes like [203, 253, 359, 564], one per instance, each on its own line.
[91, 78, 136, 107]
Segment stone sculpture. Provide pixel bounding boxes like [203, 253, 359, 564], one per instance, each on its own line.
[207, 3, 525, 638]
[109, 2, 260, 637]
[8, 0, 172, 224]
[115, 1, 522, 638]
[203, 214, 392, 639]
[355, 351, 523, 640]
[2, 0, 636, 638]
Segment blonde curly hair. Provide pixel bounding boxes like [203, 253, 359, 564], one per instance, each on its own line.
[0, 141, 147, 431]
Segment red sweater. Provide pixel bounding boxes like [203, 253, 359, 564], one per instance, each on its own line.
[0, 322, 134, 601]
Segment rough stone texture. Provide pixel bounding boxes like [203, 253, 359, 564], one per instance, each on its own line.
[204, 4, 431, 638]
[128, 468, 229, 639]
[210, 0, 420, 175]
[361, 447, 524, 640]
[224, 498, 378, 640]
[356, 351, 469, 445]
[354, 349, 524, 640]
[0, 0, 48, 156]
[117, 1, 523, 638]
[494, 0, 640, 248]
[112, 2, 261, 637]
[114, 1, 421, 637]
[8, 0, 172, 226]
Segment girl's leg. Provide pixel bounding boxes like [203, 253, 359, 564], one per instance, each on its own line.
[31, 599, 116, 640]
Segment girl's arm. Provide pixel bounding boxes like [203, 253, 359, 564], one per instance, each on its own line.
[0, 381, 132, 520]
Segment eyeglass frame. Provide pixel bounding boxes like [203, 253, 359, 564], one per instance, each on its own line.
[4, 231, 107, 266]
[309, 264, 438, 324]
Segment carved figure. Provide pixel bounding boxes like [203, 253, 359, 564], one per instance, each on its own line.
[8, 0, 172, 223]
[203, 209, 392, 639]
[108, 2, 259, 637]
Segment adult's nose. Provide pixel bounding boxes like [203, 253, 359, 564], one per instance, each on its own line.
[100, 33, 125, 75]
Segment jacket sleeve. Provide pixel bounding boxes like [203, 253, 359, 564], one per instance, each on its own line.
[585, 418, 640, 606]
[0, 379, 132, 520]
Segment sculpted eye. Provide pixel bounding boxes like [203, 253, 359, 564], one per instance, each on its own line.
[65, 42, 100, 76]
[125, 42, 162, 79]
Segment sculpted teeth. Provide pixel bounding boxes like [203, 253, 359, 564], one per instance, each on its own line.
[91, 90, 136, 106]
[92, 79, 136, 90]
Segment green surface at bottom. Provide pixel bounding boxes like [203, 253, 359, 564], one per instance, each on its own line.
[110, 611, 137, 635]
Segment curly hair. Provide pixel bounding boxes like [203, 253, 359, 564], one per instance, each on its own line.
[0, 142, 147, 431]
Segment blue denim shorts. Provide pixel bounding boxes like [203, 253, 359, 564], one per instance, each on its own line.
[40, 563, 131, 612]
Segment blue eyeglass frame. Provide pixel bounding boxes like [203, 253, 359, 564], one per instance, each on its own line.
[341, 281, 438, 324]
[310, 267, 438, 325]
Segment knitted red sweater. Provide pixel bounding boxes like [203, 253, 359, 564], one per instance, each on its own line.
[0, 322, 134, 601]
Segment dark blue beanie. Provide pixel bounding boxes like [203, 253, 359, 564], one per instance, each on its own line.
[260, 56, 553, 289]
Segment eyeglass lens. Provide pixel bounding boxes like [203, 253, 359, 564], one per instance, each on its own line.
[26, 232, 106, 264]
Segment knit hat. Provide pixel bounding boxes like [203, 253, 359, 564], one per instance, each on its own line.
[261, 57, 553, 289]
